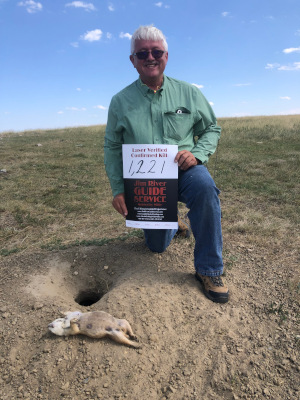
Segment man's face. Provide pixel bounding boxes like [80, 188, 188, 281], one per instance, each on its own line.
[130, 39, 168, 85]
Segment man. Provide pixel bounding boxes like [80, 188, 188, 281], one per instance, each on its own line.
[104, 25, 229, 303]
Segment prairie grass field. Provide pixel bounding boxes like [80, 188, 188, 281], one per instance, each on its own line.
[0, 115, 299, 257]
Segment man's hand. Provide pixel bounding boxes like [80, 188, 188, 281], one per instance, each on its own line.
[175, 150, 199, 170]
[112, 193, 128, 218]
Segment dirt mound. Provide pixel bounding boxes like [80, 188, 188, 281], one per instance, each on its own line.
[0, 234, 299, 399]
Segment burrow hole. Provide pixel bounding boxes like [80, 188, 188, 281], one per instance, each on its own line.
[75, 289, 105, 307]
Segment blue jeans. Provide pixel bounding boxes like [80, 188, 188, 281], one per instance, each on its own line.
[144, 165, 223, 277]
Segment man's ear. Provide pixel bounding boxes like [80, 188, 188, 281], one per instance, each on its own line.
[130, 55, 136, 68]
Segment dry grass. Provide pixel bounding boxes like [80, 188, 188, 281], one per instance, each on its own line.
[0, 115, 299, 256]
[214, 115, 300, 249]
[0, 125, 125, 254]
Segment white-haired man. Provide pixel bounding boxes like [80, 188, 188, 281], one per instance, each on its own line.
[104, 25, 229, 303]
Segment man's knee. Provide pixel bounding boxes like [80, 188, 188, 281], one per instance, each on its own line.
[145, 242, 167, 253]
[144, 229, 175, 253]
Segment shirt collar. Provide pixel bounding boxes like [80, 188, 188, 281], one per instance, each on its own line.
[137, 75, 166, 96]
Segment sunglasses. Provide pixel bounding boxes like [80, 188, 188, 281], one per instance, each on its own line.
[132, 49, 166, 60]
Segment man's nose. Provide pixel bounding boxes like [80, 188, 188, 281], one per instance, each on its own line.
[146, 51, 155, 60]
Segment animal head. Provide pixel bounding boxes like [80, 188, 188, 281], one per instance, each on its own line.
[48, 311, 82, 336]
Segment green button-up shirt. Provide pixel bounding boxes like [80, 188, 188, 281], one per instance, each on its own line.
[104, 75, 221, 197]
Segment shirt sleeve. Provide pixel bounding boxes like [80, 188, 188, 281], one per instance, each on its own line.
[191, 88, 221, 164]
[104, 96, 125, 197]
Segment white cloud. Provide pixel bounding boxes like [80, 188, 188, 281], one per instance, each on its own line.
[278, 62, 300, 71]
[227, 112, 254, 118]
[154, 2, 170, 8]
[222, 11, 230, 17]
[280, 96, 291, 100]
[57, 111, 64, 114]
[18, 0, 42, 13]
[191, 83, 204, 89]
[65, 1, 96, 11]
[106, 32, 112, 39]
[70, 42, 79, 48]
[283, 47, 300, 54]
[94, 105, 108, 110]
[265, 63, 280, 70]
[66, 107, 87, 111]
[209, 102, 214, 106]
[279, 108, 300, 115]
[234, 83, 252, 87]
[120, 32, 132, 40]
[108, 3, 114, 11]
[81, 29, 102, 42]
[76, 88, 81, 91]
[266, 62, 300, 71]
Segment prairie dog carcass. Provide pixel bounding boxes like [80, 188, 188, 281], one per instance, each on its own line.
[48, 311, 140, 348]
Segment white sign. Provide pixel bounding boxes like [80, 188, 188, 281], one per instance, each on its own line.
[122, 144, 178, 229]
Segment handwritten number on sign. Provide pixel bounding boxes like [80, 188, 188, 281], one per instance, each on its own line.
[128, 159, 166, 176]
[148, 160, 156, 173]
[136, 160, 146, 174]
[128, 160, 133, 175]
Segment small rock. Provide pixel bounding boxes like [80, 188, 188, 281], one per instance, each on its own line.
[73, 271, 79, 276]
[32, 303, 44, 310]
[61, 382, 69, 390]
[149, 335, 159, 343]
[169, 385, 176, 393]
[43, 348, 50, 353]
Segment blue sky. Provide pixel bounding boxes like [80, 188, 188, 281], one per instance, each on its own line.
[1, 0, 300, 132]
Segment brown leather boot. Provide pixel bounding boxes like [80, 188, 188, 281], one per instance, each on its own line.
[195, 273, 229, 303]
[177, 215, 191, 238]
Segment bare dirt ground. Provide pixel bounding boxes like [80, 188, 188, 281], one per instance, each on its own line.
[0, 230, 299, 400]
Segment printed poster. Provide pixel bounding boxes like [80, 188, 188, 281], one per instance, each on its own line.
[122, 144, 178, 229]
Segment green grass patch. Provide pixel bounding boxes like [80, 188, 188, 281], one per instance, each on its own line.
[0, 248, 20, 257]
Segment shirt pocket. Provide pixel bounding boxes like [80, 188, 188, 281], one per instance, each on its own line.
[163, 107, 194, 142]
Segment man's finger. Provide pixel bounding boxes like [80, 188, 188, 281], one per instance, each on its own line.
[112, 193, 128, 217]
[175, 150, 197, 170]
[174, 150, 187, 163]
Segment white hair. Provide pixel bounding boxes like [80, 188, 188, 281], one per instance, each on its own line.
[131, 25, 168, 54]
